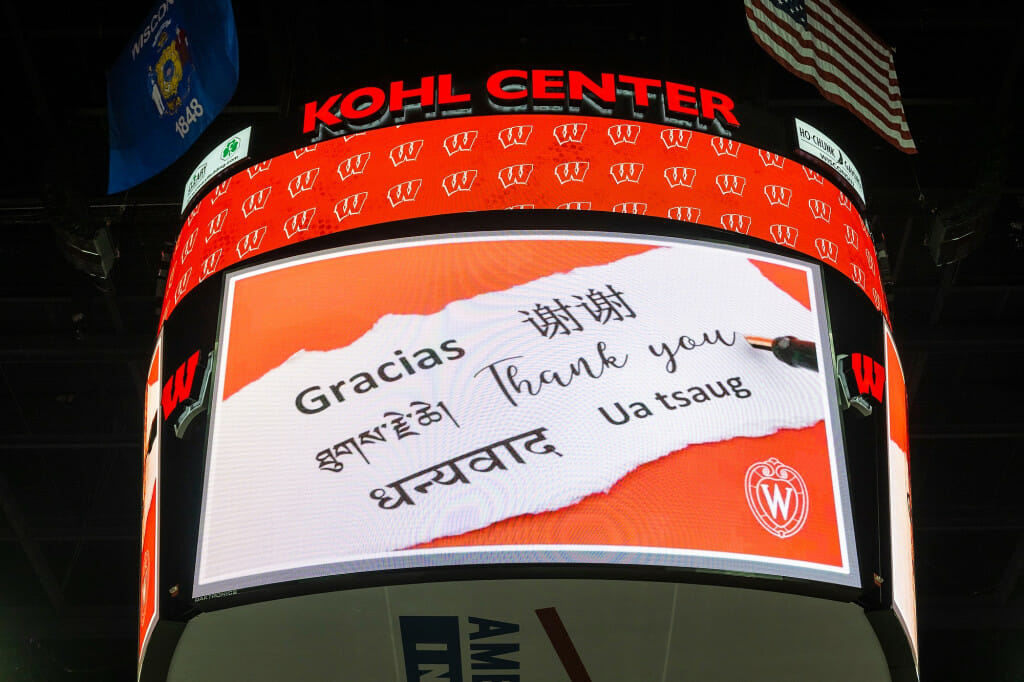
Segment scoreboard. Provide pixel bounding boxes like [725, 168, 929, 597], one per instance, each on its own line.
[139, 71, 916, 682]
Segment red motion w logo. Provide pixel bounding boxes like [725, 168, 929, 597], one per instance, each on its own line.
[387, 179, 422, 207]
[715, 173, 745, 196]
[337, 152, 371, 181]
[334, 192, 368, 221]
[851, 353, 885, 401]
[498, 164, 533, 188]
[287, 168, 320, 198]
[498, 125, 532, 148]
[607, 123, 640, 145]
[247, 160, 272, 178]
[241, 187, 272, 218]
[441, 170, 477, 196]
[284, 208, 317, 239]
[442, 131, 478, 155]
[162, 350, 200, 419]
[552, 122, 586, 145]
[668, 206, 701, 222]
[389, 140, 423, 166]
[609, 162, 643, 184]
[663, 167, 696, 188]
[613, 202, 647, 214]
[205, 209, 228, 243]
[236, 226, 267, 258]
[554, 161, 588, 184]
[660, 128, 691, 149]
[199, 249, 222, 282]
[758, 150, 785, 168]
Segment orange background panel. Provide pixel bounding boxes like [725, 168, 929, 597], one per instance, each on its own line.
[139, 480, 157, 654]
[886, 332, 909, 453]
[416, 422, 844, 568]
[224, 240, 654, 398]
[749, 258, 811, 311]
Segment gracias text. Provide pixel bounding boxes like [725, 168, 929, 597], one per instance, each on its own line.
[294, 339, 465, 415]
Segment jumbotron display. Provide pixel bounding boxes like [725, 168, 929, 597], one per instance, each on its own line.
[194, 232, 857, 595]
[143, 82, 916, 680]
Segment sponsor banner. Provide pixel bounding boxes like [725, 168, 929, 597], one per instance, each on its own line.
[885, 325, 917, 669]
[181, 127, 252, 213]
[107, 0, 239, 193]
[140, 335, 161, 674]
[193, 232, 858, 596]
[794, 119, 864, 205]
[163, 114, 887, 325]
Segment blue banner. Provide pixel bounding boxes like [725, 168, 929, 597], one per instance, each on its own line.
[107, 0, 239, 194]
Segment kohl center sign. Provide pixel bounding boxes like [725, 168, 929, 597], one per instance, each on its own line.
[301, 70, 741, 139]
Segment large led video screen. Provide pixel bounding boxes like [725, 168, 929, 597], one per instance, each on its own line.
[885, 324, 918, 669]
[193, 231, 858, 596]
[140, 336, 161, 669]
[163, 113, 888, 327]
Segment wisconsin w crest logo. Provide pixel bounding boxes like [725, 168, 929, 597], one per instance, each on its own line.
[745, 457, 809, 539]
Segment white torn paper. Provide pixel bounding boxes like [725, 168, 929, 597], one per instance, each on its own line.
[198, 238, 830, 585]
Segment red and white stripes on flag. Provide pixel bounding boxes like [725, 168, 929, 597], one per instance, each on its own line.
[744, 0, 917, 154]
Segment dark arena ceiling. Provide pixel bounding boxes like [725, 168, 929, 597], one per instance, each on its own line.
[0, 1, 1022, 679]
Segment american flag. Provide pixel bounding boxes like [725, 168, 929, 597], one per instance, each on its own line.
[744, 0, 917, 154]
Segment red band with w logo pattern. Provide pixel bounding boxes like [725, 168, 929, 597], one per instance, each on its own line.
[166, 114, 885, 324]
